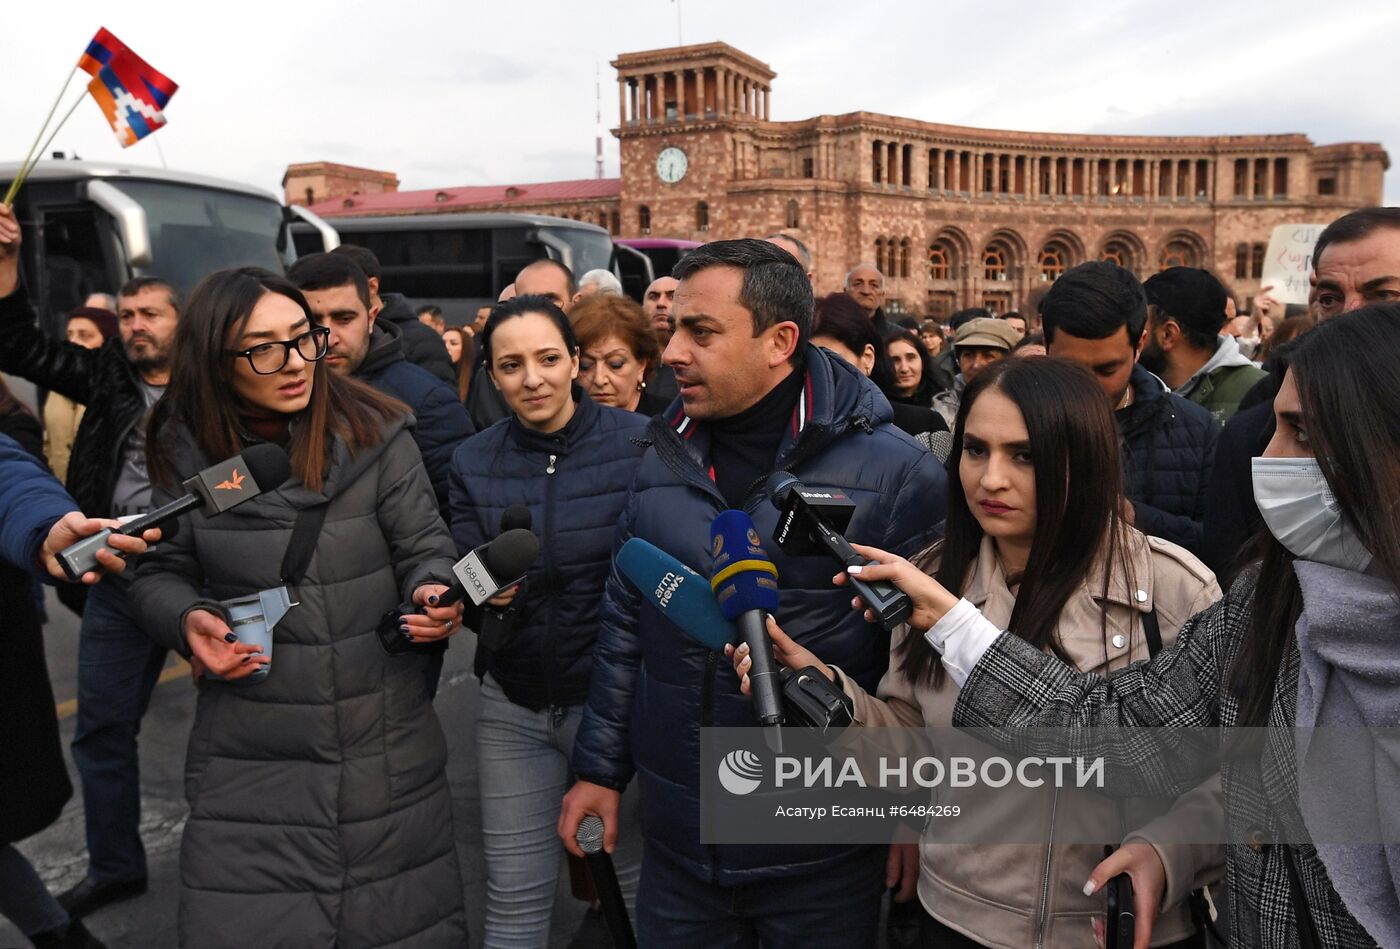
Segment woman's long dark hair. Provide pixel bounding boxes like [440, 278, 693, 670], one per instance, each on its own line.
[885, 330, 938, 406]
[147, 267, 405, 492]
[813, 293, 895, 391]
[1230, 303, 1400, 726]
[443, 327, 475, 403]
[897, 357, 1132, 686]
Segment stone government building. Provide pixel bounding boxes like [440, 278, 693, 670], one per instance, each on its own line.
[285, 42, 1388, 317]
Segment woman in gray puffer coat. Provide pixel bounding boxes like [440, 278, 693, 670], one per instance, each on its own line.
[130, 268, 468, 949]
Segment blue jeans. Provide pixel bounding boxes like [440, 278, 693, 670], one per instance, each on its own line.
[476, 673, 642, 949]
[0, 845, 68, 936]
[635, 842, 885, 949]
[69, 579, 167, 883]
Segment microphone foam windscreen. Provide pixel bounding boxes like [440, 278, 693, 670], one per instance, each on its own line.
[616, 538, 737, 652]
[501, 505, 532, 532]
[709, 510, 780, 621]
[484, 528, 539, 580]
[242, 442, 292, 491]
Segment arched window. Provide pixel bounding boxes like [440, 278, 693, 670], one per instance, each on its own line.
[1250, 243, 1265, 279]
[928, 242, 951, 281]
[874, 237, 887, 275]
[983, 244, 1008, 281]
[609, 210, 620, 235]
[1102, 239, 1134, 271]
[784, 199, 800, 229]
[1235, 243, 1250, 279]
[638, 205, 651, 235]
[1159, 239, 1198, 270]
[696, 201, 709, 232]
[304, 187, 315, 205]
[1038, 242, 1067, 282]
[899, 238, 911, 278]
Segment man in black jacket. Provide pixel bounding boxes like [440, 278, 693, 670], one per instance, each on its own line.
[561, 240, 948, 947]
[1041, 261, 1219, 555]
[288, 253, 473, 516]
[329, 244, 456, 385]
[0, 204, 177, 917]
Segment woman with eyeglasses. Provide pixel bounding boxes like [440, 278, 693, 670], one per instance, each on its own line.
[130, 268, 469, 948]
[448, 295, 649, 947]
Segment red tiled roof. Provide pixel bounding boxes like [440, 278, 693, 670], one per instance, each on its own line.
[310, 177, 621, 217]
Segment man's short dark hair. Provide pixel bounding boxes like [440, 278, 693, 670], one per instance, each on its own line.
[416, 304, 443, 319]
[1143, 267, 1227, 350]
[673, 238, 813, 363]
[287, 252, 371, 308]
[1040, 261, 1147, 346]
[516, 258, 577, 297]
[330, 244, 381, 281]
[118, 276, 182, 314]
[1312, 207, 1400, 269]
[948, 307, 990, 331]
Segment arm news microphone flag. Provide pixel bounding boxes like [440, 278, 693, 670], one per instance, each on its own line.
[615, 537, 737, 652]
[710, 510, 784, 749]
[57, 443, 291, 582]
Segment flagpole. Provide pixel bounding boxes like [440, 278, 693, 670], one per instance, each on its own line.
[21, 94, 87, 180]
[4, 66, 79, 205]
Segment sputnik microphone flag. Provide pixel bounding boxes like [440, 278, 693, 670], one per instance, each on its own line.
[77, 28, 178, 147]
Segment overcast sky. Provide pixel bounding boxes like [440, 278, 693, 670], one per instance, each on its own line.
[5, 0, 1396, 204]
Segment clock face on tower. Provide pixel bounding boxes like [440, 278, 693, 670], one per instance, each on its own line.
[656, 147, 688, 184]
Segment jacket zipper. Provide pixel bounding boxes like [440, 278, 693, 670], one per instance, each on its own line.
[543, 452, 559, 710]
[1034, 788, 1060, 949]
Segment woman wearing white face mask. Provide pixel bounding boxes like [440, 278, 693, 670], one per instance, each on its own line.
[801, 304, 1400, 947]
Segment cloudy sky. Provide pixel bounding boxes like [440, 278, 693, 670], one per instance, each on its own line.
[5, 0, 1396, 203]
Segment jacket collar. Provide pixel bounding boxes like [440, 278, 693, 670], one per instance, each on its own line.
[1176, 334, 1256, 399]
[507, 385, 598, 453]
[962, 529, 1156, 615]
[650, 344, 890, 479]
[354, 321, 405, 378]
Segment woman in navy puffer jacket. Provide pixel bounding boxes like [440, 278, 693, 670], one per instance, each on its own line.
[448, 295, 648, 948]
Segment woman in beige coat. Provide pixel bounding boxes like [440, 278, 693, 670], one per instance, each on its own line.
[733, 357, 1225, 948]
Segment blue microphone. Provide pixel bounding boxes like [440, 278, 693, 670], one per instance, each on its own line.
[710, 511, 785, 746]
[616, 538, 737, 652]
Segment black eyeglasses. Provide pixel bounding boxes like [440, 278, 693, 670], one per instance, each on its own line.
[229, 326, 330, 375]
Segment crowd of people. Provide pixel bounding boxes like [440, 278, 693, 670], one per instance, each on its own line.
[0, 195, 1395, 949]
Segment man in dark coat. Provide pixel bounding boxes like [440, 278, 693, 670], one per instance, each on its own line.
[0, 204, 181, 917]
[1040, 261, 1218, 555]
[0, 433, 153, 948]
[329, 243, 456, 385]
[561, 240, 948, 947]
[287, 253, 473, 516]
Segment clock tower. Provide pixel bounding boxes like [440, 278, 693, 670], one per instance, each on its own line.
[612, 42, 775, 240]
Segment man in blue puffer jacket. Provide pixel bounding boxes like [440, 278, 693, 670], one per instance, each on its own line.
[562, 240, 947, 947]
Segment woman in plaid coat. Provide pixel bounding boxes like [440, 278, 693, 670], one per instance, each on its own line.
[817, 307, 1400, 948]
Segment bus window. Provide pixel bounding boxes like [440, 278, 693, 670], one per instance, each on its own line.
[106, 179, 286, 291]
[38, 207, 111, 322]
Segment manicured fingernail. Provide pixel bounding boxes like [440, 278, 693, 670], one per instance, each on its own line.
[1082, 879, 1097, 896]
[847, 564, 863, 575]
[224, 633, 238, 643]
[428, 595, 439, 605]
[403, 633, 415, 642]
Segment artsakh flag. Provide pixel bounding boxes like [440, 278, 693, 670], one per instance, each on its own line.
[78, 28, 178, 148]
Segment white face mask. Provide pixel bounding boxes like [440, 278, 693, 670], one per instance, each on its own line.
[1251, 457, 1374, 572]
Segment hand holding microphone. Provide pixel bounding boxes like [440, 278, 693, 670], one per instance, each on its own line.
[831, 542, 961, 632]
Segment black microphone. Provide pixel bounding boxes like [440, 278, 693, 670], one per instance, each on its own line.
[767, 472, 913, 631]
[57, 443, 291, 582]
[576, 815, 636, 949]
[477, 506, 532, 651]
[437, 524, 539, 609]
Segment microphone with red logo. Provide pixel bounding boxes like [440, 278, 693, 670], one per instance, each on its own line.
[57, 443, 291, 582]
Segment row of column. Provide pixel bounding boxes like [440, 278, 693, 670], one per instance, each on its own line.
[909, 147, 1220, 202]
[618, 67, 770, 126]
[1233, 157, 1291, 199]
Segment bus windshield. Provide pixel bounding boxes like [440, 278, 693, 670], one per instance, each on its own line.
[108, 179, 286, 291]
[552, 227, 614, 276]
